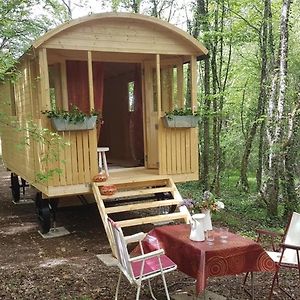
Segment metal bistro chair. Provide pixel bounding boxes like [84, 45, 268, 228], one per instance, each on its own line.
[107, 218, 177, 300]
[245, 212, 300, 299]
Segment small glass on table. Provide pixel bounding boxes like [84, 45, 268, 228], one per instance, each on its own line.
[205, 229, 215, 245]
[219, 227, 229, 243]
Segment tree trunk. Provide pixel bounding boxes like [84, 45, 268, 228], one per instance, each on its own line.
[256, 121, 265, 191]
[202, 58, 211, 190]
[238, 0, 270, 192]
[195, 0, 211, 190]
[282, 144, 298, 218]
[281, 100, 300, 218]
[261, 0, 292, 217]
[210, 2, 220, 196]
[210, 0, 230, 197]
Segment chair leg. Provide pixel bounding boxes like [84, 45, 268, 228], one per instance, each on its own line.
[160, 271, 171, 300]
[115, 270, 122, 300]
[243, 271, 254, 299]
[148, 279, 158, 300]
[268, 271, 278, 300]
[243, 272, 249, 286]
[136, 284, 142, 300]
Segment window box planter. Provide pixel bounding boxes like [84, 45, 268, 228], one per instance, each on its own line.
[162, 115, 199, 128]
[51, 116, 97, 131]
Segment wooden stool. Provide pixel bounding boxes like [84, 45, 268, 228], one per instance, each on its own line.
[97, 147, 110, 177]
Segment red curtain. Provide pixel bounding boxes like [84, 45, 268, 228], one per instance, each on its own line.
[66, 60, 104, 113]
[66, 61, 89, 112]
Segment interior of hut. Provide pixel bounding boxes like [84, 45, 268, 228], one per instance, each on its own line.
[101, 62, 144, 168]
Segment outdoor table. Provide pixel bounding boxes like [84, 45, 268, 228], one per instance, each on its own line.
[139, 224, 276, 295]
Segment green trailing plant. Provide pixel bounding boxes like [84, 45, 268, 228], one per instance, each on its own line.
[42, 105, 101, 124]
[165, 107, 199, 119]
[0, 115, 69, 183]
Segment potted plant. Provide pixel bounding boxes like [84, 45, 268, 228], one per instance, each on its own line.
[42, 105, 101, 131]
[162, 107, 199, 128]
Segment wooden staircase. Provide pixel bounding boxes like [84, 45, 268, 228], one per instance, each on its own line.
[91, 177, 190, 255]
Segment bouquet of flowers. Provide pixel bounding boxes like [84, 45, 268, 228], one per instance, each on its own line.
[182, 191, 224, 214]
[195, 191, 224, 213]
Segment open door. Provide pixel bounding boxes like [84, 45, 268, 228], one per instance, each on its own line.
[144, 56, 199, 175]
[100, 62, 144, 168]
[143, 61, 159, 169]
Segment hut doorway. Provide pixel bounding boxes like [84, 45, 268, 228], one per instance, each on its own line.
[99, 62, 144, 168]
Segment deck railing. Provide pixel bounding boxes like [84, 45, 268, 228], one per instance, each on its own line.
[47, 129, 98, 187]
[159, 125, 198, 175]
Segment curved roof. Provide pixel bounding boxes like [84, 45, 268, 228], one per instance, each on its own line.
[32, 12, 208, 56]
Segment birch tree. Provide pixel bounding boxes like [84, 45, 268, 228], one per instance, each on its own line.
[238, 0, 274, 192]
[261, 0, 292, 216]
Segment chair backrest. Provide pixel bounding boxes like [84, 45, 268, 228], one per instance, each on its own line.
[107, 218, 135, 282]
[283, 212, 300, 262]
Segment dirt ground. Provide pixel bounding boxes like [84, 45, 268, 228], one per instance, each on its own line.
[0, 161, 299, 300]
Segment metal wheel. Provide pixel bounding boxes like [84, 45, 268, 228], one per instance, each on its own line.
[35, 192, 51, 234]
[10, 173, 20, 202]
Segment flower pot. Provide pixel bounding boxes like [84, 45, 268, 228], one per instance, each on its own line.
[100, 185, 117, 196]
[51, 116, 97, 131]
[92, 172, 108, 182]
[162, 115, 198, 128]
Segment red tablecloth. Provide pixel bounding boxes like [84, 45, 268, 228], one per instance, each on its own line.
[139, 224, 275, 294]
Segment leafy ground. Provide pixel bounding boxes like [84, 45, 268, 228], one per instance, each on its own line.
[0, 161, 299, 299]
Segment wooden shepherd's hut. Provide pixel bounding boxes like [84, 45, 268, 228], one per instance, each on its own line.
[0, 13, 208, 248]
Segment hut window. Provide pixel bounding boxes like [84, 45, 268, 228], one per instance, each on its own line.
[48, 64, 62, 109]
[128, 81, 135, 112]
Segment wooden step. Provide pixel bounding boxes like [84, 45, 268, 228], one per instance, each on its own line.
[117, 211, 188, 228]
[101, 186, 173, 200]
[91, 177, 190, 256]
[105, 199, 180, 214]
[95, 178, 170, 189]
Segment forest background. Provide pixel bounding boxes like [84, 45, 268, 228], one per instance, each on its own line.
[1, 0, 299, 231]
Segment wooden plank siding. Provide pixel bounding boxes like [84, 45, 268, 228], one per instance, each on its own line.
[42, 127, 98, 187]
[1, 120, 38, 183]
[0, 58, 46, 188]
[42, 19, 200, 56]
[158, 124, 198, 175]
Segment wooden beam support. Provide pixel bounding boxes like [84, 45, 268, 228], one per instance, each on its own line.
[88, 51, 95, 110]
[38, 48, 51, 111]
[177, 61, 184, 108]
[156, 54, 161, 119]
[60, 61, 69, 110]
[190, 55, 197, 112]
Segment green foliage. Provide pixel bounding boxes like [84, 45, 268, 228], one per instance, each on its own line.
[42, 105, 101, 124]
[178, 173, 286, 238]
[165, 107, 199, 118]
[0, 0, 68, 80]
[13, 120, 69, 182]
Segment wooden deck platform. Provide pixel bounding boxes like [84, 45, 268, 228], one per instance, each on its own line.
[46, 166, 197, 198]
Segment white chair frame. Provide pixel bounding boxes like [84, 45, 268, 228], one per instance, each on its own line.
[107, 218, 177, 300]
[244, 212, 300, 299]
[267, 212, 300, 299]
